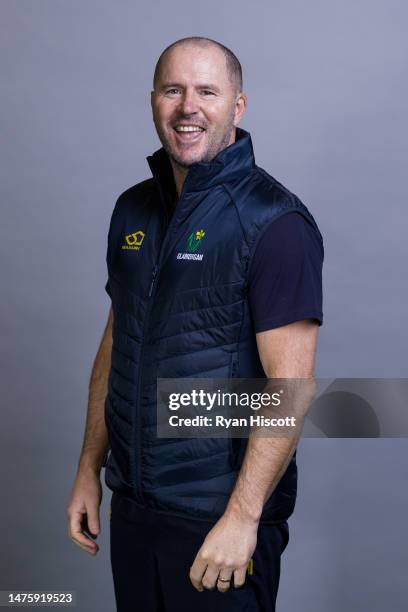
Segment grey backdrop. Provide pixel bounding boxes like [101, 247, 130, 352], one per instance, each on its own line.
[1, 0, 407, 610]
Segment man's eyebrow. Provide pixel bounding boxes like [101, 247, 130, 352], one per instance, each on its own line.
[159, 82, 221, 92]
[158, 82, 183, 90]
[198, 84, 221, 92]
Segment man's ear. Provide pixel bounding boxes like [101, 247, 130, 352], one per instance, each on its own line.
[234, 92, 248, 127]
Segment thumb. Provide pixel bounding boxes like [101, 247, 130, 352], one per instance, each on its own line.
[85, 506, 101, 537]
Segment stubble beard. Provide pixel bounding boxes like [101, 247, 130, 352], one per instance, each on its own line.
[154, 109, 236, 170]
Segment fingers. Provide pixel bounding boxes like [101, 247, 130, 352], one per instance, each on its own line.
[199, 566, 245, 592]
[67, 510, 99, 555]
[232, 566, 247, 589]
[216, 570, 233, 593]
[201, 563, 222, 590]
[191, 560, 247, 592]
[189, 546, 250, 593]
[189, 556, 207, 592]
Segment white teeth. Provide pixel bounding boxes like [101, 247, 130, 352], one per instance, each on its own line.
[174, 126, 204, 132]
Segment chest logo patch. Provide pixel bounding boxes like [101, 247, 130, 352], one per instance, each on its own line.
[122, 230, 145, 251]
[177, 228, 205, 261]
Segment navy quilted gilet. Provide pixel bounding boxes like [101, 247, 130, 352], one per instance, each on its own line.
[104, 128, 323, 522]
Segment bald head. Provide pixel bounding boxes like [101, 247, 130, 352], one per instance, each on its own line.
[153, 37, 243, 95]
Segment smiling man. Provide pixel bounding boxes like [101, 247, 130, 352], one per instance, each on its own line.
[67, 37, 324, 611]
[151, 41, 240, 175]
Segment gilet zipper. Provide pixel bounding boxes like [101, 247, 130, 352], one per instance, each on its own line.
[133, 177, 191, 501]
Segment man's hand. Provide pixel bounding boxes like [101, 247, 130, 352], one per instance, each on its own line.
[189, 508, 258, 592]
[67, 306, 112, 555]
[189, 320, 319, 593]
[67, 467, 103, 555]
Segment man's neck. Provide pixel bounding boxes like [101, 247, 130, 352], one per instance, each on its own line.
[168, 128, 237, 199]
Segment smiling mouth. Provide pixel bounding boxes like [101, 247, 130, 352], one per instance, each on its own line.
[173, 124, 206, 132]
[172, 124, 206, 144]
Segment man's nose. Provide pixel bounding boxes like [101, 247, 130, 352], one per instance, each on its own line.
[178, 91, 199, 115]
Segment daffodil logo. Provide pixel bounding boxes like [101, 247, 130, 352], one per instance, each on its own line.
[176, 228, 206, 261]
[187, 229, 206, 253]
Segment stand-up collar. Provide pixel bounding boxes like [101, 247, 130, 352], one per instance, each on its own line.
[146, 127, 255, 195]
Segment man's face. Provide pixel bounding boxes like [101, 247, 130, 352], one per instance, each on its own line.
[151, 44, 246, 167]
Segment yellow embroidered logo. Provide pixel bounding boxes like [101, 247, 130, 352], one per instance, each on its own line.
[187, 228, 205, 253]
[122, 230, 145, 250]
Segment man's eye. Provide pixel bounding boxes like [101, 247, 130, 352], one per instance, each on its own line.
[202, 90, 215, 96]
[166, 89, 180, 95]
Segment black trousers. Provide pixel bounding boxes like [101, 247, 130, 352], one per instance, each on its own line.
[109, 492, 289, 612]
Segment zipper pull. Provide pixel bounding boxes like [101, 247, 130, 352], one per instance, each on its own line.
[148, 264, 158, 297]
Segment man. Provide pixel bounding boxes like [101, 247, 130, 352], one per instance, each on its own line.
[67, 36, 323, 611]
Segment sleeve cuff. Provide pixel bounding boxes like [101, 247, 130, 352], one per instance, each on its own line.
[254, 309, 323, 333]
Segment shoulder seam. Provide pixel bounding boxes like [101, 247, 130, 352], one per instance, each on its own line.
[254, 166, 297, 204]
[221, 184, 251, 254]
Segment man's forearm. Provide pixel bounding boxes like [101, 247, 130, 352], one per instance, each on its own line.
[225, 381, 315, 522]
[226, 435, 298, 523]
[226, 323, 318, 522]
[78, 308, 113, 474]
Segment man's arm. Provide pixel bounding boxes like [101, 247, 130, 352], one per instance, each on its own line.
[225, 319, 318, 521]
[66, 306, 113, 555]
[189, 319, 319, 591]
